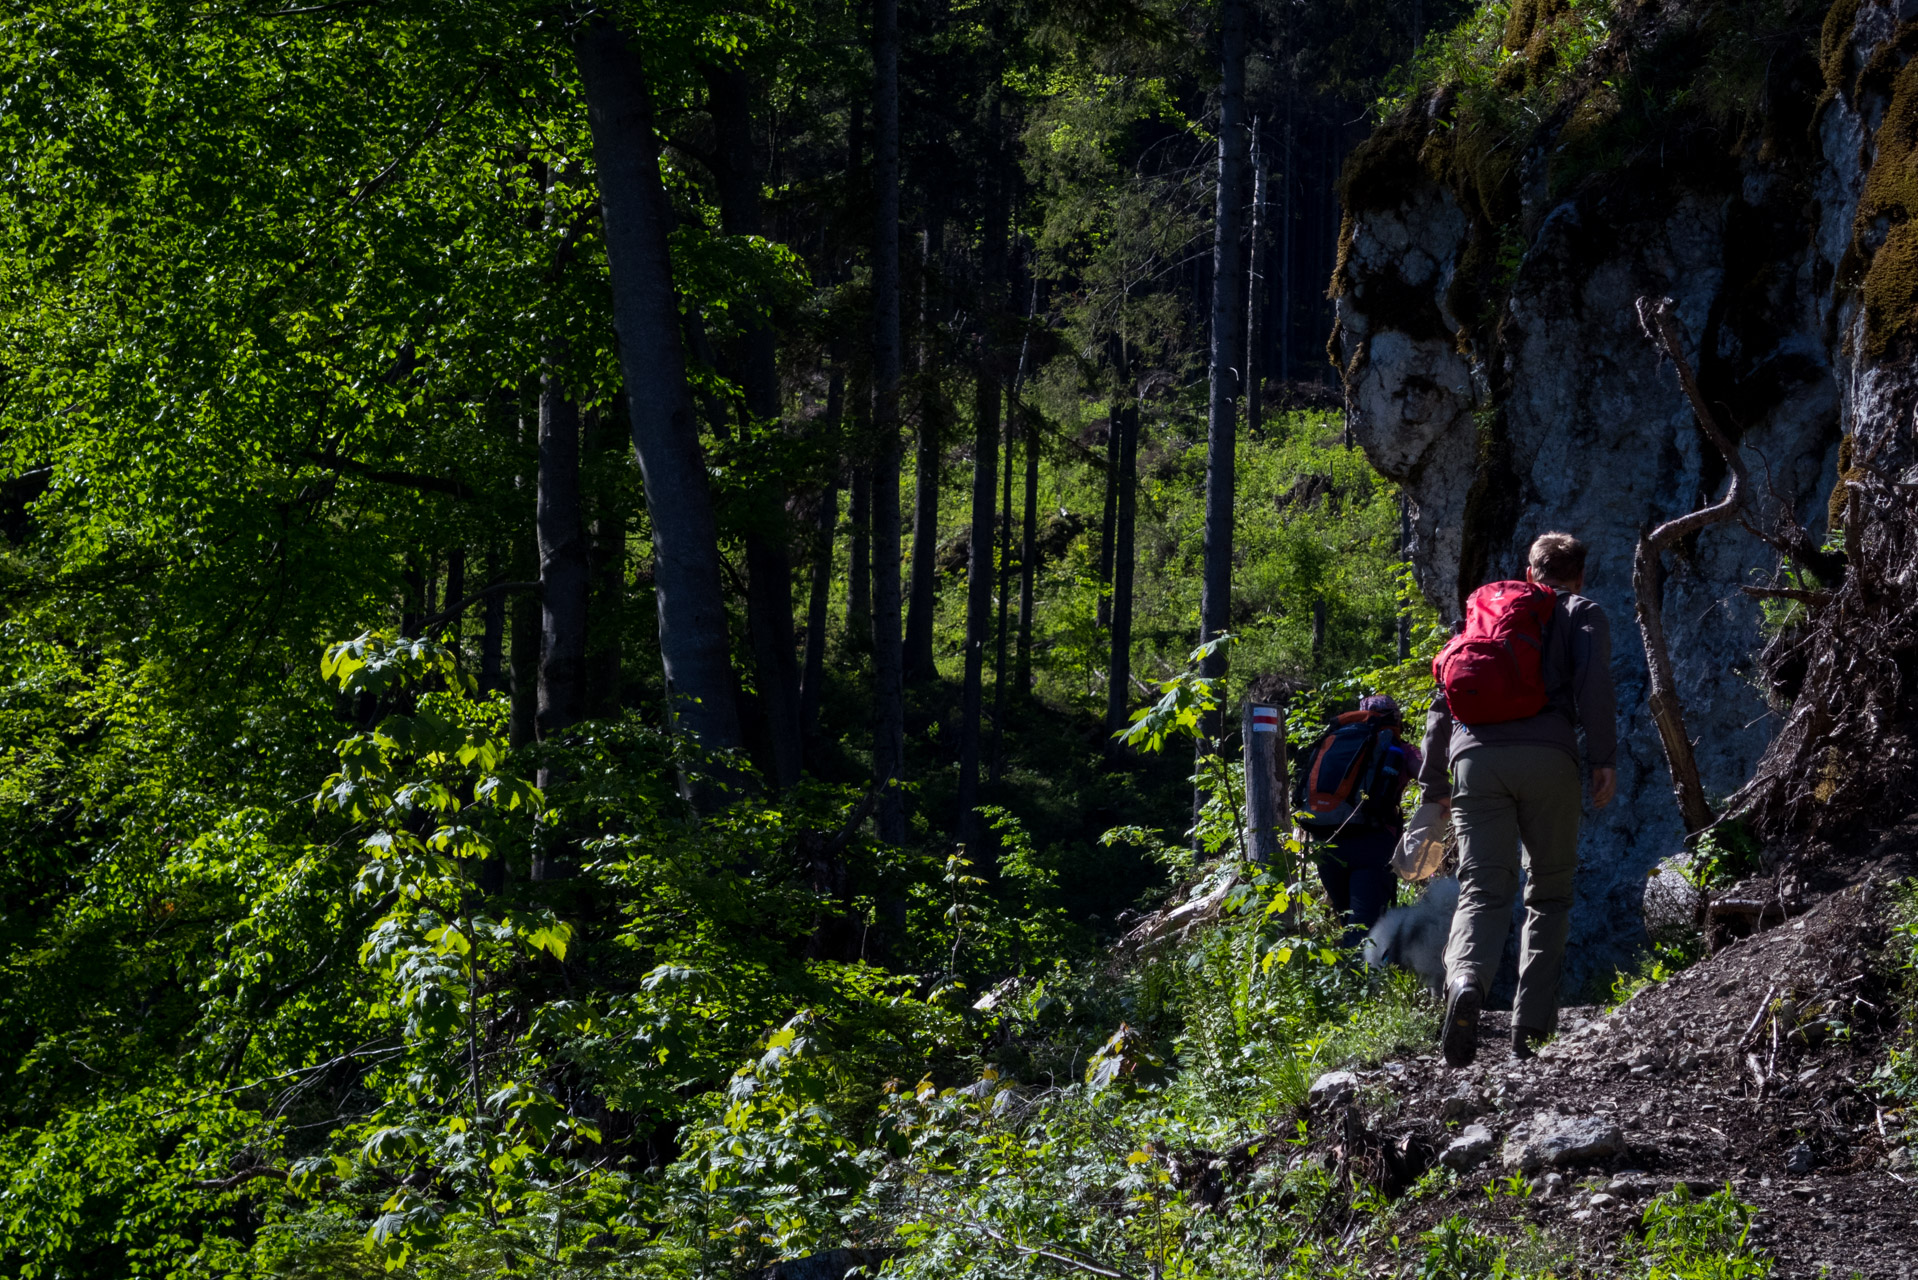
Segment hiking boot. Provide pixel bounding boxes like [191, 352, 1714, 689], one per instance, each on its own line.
[1441, 979, 1482, 1067]
[1512, 1025, 1550, 1061]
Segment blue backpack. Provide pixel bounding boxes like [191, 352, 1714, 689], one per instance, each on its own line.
[1292, 709, 1408, 834]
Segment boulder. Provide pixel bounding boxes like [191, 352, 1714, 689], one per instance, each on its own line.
[1307, 1070, 1359, 1109]
[1501, 1112, 1625, 1173]
[1440, 1123, 1497, 1171]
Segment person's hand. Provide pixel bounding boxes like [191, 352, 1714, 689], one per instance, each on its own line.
[1591, 767, 1616, 810]
[1426, 790, 1452, 816]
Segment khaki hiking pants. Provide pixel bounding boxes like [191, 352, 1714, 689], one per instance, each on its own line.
[1441, 745, 1582, 1035]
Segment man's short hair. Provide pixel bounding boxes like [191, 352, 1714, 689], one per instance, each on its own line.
[1529, 532, 1588, 584]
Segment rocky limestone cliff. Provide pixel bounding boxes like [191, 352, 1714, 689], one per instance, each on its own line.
[1335, 0, 1918, 991]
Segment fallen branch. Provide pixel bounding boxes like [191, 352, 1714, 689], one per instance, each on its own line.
[1737, 985, 1778, 1051]
[948, 1214, 1141, 1280]
[1633, 296, 1745, 837]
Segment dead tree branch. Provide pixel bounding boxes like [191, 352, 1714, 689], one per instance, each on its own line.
[1633, 296, 1743, 837]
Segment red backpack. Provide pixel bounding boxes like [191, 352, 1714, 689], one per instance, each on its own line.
[1433, 580, 1556, 725]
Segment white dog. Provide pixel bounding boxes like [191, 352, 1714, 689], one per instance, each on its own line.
[1362, 876, 1459, 993]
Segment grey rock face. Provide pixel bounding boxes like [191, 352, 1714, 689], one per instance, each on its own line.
[1440, 1122, 1497, 1171]
[1500, 1111, 1625, 1172]
[1332, 21, 1889, 992]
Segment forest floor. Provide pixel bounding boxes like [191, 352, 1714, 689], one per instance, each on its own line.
[1272, 819, 1918, 1279]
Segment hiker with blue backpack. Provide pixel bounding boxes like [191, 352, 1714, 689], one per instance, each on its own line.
[1293, 694, 1421, 949]
[1419, 532, 1618, 1066]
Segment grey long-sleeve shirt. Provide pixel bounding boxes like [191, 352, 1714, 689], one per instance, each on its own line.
[1417, 590, 1618, 799]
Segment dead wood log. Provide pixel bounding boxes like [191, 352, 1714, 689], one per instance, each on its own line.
[1633, 297, 1753, 837]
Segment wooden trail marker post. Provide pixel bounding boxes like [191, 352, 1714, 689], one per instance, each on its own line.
[1242, 701, 1288, 873]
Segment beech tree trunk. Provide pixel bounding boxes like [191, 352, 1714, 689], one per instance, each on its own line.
[1197, 0, 1250, 822]
[870, 0, 907, 843]
[537, 380, 590, 749]
[573, 19, 744, 770]
[705, 63, 804, 788]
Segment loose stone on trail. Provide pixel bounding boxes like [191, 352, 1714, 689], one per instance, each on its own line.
[1500, 1111, 1625, 1173]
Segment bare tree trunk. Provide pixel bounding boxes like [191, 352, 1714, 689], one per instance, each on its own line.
[537, 380, 590, 750]
[481, 544, 506, 693]
[904, 219, 945, 685]
[1245, 118, 1265, 438]
[1632, 295, 1746, 838]
[959, 370, 999, 847]
[1197, 0, 1250, 827]
[848, 464, 872, 647]
[992, 376, 1017, 784]
[1096, 402, 1119, 629]
[801, 363, 844, 745]
[402, 553, 424, 638]
[1014, 379, 1039, 701]
[573, 19, 744, 771]
[509, 547, 539, 750]
[1105, 383, 1138, 740]
[870, 0, 907, 843]
[587, 412, 627, 719]
[443, 548, 466, 642]
[705, 63, 803, 788]
[1279, 96, 1292, 385]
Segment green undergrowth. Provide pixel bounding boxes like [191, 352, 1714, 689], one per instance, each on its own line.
[1869, 878, 1918, 1103]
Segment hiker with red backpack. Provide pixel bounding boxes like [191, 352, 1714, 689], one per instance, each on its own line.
[1294, 694, 1421, 948]
[1420, 532, 1618, 1067]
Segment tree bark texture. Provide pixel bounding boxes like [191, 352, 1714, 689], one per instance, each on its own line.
[990, 384, 1016, 785]
[1105, 396, 1138, 739]
[1096, 403, 1118, 628]
[536, 380, 589, 746]
[1245, 119, 1264, 437]
[870, 0, 907, 843]
[801, 358, 845, 745]
[481, 544, 506, 693]
[1014, 378, 1039, 703]
[509, 550, 539, 751]
[705, 63, 804, 788]
[1198, 0, 1250, 820]
[848, 463, 872, 647]
[587, 412, 627, 720]
[959, 371, 999, 847]
[573, 19, 744, 764]
[904, 218, 945, 685]
[443, 548, 466, 640]
[904, 412, 941, 683]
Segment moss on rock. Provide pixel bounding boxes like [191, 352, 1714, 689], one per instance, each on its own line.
[1843, 24, 1918, 360]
